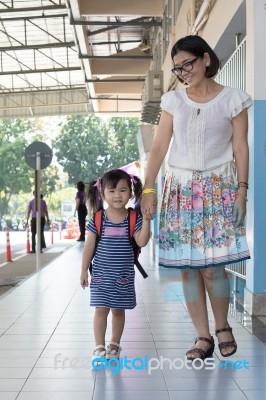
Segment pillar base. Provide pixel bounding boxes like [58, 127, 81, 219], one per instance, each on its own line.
[244, 288, 266, 316]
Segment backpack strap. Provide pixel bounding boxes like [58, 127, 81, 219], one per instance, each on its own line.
[89, 210, 103, 274]
[94, 209, 103, 236]
[128, 208, 148, 279]
[128, 207, 137, 239]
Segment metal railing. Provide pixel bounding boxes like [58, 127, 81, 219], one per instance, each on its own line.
[215, 37, 246, 91]
[216, 37, 247, 278]
[226, 260, 246, 280]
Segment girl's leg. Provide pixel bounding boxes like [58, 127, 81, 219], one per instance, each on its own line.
[201, 267, 236, 355]
[93, 307, 110, 347]
[109, 308, 125, 350]
[182, 270, 212, 357]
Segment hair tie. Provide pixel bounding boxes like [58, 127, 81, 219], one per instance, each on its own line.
[130, 174, 138, 185]
[93, 177, 102, 194]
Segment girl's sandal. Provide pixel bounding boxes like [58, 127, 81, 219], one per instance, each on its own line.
[92, 345, 106, 362]
[215, 327, 237, 357]
[106, 341, 122, 359]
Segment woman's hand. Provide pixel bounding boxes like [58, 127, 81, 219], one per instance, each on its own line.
[232, 196, 247, 227]
[141, 192, 157, 220]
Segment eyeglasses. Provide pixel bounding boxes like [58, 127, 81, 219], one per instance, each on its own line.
[171, 57, 199, 77]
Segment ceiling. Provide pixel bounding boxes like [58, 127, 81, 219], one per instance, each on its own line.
[0, 0, 163, 119]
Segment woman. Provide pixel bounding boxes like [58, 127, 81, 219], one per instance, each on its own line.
[74, 181, 88, 241]
[141, 35, 252, 360]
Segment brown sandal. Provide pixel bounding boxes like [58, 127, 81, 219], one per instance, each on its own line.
[215, 327, 237, 357]
[186, 336, 215, 361]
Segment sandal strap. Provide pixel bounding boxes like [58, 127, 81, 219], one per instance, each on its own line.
[108, 341, 122, 350]
[186, 347, 207, 358]
[215, 327, 232, 335]
[195, 336, 213, 345]
[218, 340, 237, 350]
[94, 345, 105, 352]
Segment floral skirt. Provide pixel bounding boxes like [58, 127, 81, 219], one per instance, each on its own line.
[159, 161, 250, 269]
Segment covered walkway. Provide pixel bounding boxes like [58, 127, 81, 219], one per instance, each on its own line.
[0, 243, 265, 399]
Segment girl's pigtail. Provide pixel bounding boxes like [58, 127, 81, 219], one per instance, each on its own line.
[87, 179, 103, 213]
[131, 175, 143, 205]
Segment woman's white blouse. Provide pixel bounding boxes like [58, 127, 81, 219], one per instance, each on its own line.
[160, 87, 253, 171]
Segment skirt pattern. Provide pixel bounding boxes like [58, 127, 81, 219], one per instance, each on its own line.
[159, 162, 250, 269]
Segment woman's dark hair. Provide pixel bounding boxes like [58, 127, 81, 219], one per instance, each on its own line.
[87, 169, 143, 213]
[171, 35, 219, 83]
[77, 181, 85, 191]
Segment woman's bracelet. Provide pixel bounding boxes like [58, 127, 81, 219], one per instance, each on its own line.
[238, 181, 249, 189]
[237, 191, 248, 201]
[142, 188, 156, 195]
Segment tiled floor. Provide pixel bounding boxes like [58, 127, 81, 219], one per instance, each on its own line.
[0, 243, 265, 400]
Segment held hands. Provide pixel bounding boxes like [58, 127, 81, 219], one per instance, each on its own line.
[232, 197, 247, 227]
[141, 192, 157, 220]
[80, 270, 89, 289]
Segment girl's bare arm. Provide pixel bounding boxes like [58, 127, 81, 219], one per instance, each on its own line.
[134, 218, 151, 247]
[80, 231, 96, 288]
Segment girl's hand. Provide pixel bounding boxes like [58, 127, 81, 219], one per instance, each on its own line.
[141, 192, 157, 220]
[80, 270, 89, 289]
[232, 197, 247, 227]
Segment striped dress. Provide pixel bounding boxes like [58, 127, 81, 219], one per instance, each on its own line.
[87, 211, 142, 309]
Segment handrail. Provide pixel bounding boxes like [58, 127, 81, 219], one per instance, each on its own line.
[215, 37, 246, 91]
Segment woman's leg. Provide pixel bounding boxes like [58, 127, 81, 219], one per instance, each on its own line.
[201, 267, 235, 355]
[109, 308, 125, 349]
[93, 307, 110, 347]
[182, 270, 212, 357]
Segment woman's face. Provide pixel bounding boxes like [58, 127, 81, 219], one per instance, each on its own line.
[172, 50, 210, 87]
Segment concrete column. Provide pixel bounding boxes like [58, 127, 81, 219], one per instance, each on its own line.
[245, 0, 266, 315]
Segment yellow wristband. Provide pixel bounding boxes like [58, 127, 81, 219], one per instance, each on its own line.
[142, 188, 156, 195]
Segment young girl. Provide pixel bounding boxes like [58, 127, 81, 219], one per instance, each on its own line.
[80, 169, 151, 360]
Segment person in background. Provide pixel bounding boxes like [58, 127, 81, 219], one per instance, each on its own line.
[74, 181, 88, 241]
[141, 35, 252, 361]
[26, 192, 49, 253]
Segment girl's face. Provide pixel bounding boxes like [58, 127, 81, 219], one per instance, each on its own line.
[102, 179, 131, 209]
[172, 50, 210, 87]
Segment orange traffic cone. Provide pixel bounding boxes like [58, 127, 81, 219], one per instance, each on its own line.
[26, 225, 31, 254]
[63, 221, 76, 239]
[5, 228, 13, 262]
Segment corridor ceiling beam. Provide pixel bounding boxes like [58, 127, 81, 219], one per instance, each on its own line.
[79, 54, 152, 60]
[0, 13, 69, 21]
[0, 5, 67, 13]
[85, 78, 145, 83]
[70, 19, 161, 27]
[0, 42, 76, 51]
[0, 67, 81, 75]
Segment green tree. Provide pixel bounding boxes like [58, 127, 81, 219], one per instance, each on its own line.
[41, 164, 62, 197]
[0, 118, 63, 219]
[105, 117, 140, 168]
[0, 119, 34, 218]
[54, 115, 140, 184]
[54, 115, 110, 184]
